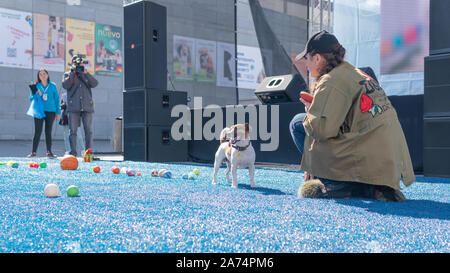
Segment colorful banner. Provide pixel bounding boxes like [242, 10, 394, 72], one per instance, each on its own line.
[33, 13, 65, 72]
[0, 8, 32, 69]
[173, 35, 195, 82]
[236, 45, 266, 90]
[216, 42, 236, 87]
[380, 0, 429, 75]
[194, 39, 216, 83]
[65, 18, 95, 74]
[95, 23, 122, 77]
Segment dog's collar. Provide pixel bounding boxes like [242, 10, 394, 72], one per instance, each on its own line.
[230, 141, 251, 151]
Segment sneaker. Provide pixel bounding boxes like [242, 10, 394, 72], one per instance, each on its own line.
[46, 152, 58, 159]
[375, 186, 406, 202]
[27, 152, 37, 158]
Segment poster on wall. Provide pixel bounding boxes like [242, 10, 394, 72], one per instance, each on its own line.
[33, 13, 65, 72]
[65, 18, 95, 74]
[216, 42, 236, 88]
[95, 23, 122, 77]
[380, 0, 429, 75]
[173, 35, 195, 82]
[0, 8, 32, 69]
[194, 39, 216, 83]
[236, 45, 265, 90]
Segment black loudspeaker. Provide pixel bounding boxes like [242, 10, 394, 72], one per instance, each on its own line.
[430, 0, 450, 55]
[254, 74, 307, 104]
[123, 89, 187, 126]
[124, 1, 167, 90]
[423, 117, 450, 177]
[124, 125, 188, 162]
[124, 126, 147, 161]
[123, 89, 188, 162]
[424, 54, 450, 117]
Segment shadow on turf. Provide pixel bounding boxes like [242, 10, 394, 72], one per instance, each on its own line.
[335, 199, 450, 220]
[238, 184, 291, 196]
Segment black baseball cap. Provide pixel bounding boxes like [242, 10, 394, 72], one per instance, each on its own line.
[295, 30, 341, 61]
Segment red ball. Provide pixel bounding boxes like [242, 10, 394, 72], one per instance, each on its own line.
[93, 166, 101, 173]
[111, 166, 120, 174]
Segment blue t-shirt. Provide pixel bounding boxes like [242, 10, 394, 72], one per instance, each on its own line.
[34, 81, 61, 115]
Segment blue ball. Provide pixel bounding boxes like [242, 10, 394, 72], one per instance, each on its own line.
[163, 171, 172, 179]
[182, 174, 189, 179]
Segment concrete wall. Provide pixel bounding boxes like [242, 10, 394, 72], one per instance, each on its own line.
[0, 0, 123, 143]
[0, 0, 308, 143]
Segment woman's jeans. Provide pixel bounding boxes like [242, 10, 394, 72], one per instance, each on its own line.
[289, 112, 376, 199]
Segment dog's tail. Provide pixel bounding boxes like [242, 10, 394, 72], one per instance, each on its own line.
[220, 127, 230, 144]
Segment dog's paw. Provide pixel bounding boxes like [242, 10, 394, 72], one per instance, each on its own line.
[212, 180, 217, 185]
[231, 184, 238, 188]
[250, 184, 257, 188]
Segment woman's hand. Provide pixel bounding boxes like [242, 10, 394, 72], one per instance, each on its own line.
[37, 91, 43, 96]
[56, 114, 60, 121]
[300, 98, 312, 112]
[303, 171, 314, 181]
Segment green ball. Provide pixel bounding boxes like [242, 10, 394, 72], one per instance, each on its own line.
[39, 162, 47, 168]
[66, 185, 79, 197]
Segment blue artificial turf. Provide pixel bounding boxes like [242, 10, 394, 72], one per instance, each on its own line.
[0, 157, 448, 253]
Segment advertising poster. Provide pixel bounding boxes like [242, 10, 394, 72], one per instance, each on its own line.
[194, 39, 216, 83]
[65, 18, 95, 74]
[173, 35, 195, 82]
[236, 45, 265, 90]
[95, 23, 123, 77]
[0, 8, 32, 69]
[33, 13, 65, 72]
[380, 0, 429, 75]
[216, 42, 236, 88]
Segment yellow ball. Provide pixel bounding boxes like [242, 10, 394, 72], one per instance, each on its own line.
[193, 169, 200, 175]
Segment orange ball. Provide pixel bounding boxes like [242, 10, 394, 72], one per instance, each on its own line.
[111, 166, 120, 174]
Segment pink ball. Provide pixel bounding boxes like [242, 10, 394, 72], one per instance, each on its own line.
[126, 169, 136, 176]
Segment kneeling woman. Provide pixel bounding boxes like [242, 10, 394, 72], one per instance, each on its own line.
[27, 68, 61, 158]
[291, 31, 415, 201]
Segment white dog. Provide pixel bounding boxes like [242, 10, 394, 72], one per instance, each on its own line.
[212, 123, 256, 188]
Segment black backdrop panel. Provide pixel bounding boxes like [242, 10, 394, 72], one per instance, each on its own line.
[424, 54, 450, 116]
[187, 96, 424, 173]
[430, 0, 450, 55]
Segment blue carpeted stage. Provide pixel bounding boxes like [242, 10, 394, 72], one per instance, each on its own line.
[0, 157, 448, 253]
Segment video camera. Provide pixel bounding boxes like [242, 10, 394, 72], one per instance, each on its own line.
[70, 54, 89, 73]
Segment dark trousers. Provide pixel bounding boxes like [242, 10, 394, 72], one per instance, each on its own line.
[68, 111, 93, 156]
[289, 113, 377, 199]
[32, 111, 56, 153]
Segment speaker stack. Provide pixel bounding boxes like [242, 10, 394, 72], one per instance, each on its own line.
[123, 1, 188, 162]
[423, 0, 450, 177]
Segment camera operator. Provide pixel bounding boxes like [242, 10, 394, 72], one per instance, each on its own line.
[62, 55, 98, 156]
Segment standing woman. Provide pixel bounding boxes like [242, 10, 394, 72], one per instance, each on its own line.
[27, 68, 61, 158]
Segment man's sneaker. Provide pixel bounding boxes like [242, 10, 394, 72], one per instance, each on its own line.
[27, 152, 37, 158]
